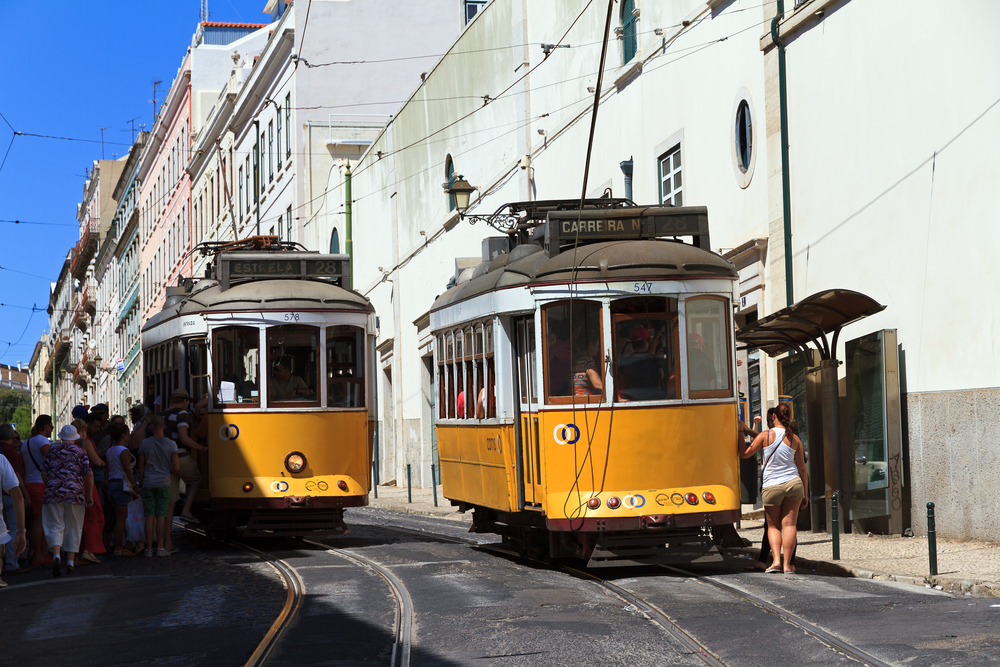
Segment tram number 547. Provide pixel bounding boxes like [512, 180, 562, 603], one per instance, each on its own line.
[633, 281, 652, 293]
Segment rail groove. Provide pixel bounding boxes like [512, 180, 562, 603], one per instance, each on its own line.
[663, 565, 893, 667]
[303, 538, 413, 667]
[178, 523, 304, 667]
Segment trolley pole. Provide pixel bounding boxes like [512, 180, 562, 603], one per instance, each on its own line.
[431, 464, 438, 507]
[831, 491, 840, 560]
[927, 502, 938, 576]
[406, 463, 412, 504]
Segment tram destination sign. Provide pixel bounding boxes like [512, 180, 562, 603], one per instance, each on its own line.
[217, 252, 350, 291]
[545, 206, 709, 254]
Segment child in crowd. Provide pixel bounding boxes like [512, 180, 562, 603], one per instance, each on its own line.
[137, 416, 179, 557]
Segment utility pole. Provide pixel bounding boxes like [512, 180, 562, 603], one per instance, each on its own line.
[200, 0, 210, 21]
[125, 116, 140, 144]
[99, 127, 109, 159]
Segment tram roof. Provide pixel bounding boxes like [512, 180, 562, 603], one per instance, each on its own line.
[143, 277, 373, 331]
[430, 238, 737, 313]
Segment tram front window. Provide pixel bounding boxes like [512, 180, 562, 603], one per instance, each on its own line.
[327, 325, 364, 408]
[267, 325, 319, 406]
[611, 296, 679, 401]
[543, 300, 604, 403]
[213, 326, 260, 406]
[685, 296, 732, 397]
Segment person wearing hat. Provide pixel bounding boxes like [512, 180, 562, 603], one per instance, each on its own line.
[161, 388, 205, 536]
[71, 405, 89, 421]
[41, 424, 93, 577]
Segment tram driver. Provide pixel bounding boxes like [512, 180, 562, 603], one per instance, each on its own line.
[269, 358, 312, 401]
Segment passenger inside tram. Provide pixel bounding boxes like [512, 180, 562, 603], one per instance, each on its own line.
[269, 358, 312, 401]
[570, 328, 603, 397]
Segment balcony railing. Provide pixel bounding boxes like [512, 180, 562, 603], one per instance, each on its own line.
[70, 220, 99, 279]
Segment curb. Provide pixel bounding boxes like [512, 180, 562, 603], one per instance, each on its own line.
[367, 501, 471, 523]
[734, 548, 1000, 598]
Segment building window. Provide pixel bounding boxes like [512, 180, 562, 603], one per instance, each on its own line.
[736, 100, 752, 173]
[445, 156, 457, 211]
[658, 144, 682, 206]
[330, 228, 340, 253]
[465, 0, 486, 23]
[245, 156, 251, 213]
[276, 107, 282, 165]
[286, 205, 292, 241]
[621, 0, 637, 65]
[285, 94, 291, 158]
[268, 121, 274, 182]
[260, 130, 266, 194]
[238, 167, 243, 214]
[277, 214, 283, 241]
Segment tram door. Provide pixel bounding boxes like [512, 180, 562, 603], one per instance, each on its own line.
[515, 317, 543, 507]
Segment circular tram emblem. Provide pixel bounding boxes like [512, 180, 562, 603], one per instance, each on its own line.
[623, 494, 645, 509]
[305, 481, 329, 492]
[218, 424, 240, 441]
[552, 423, 581, 445]
[270, 480, 289, 493]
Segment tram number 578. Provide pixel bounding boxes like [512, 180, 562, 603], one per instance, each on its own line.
[284, 313, 301, 322]
[633, 281, 652, 293]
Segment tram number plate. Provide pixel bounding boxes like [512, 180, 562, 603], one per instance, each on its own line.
[283, 313, 301, 322]
[633, 281, 652, 293]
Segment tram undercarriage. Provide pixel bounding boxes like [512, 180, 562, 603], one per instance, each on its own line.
[464, 504, 747, 568]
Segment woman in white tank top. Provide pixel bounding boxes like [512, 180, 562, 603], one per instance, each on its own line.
[739, 404, 808, 574]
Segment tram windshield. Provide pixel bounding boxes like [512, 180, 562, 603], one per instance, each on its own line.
[327, 326, 364, 408]
[213, 327, 260, 406]
[267, 325, 319, 406]
[542, 300, 604, 403]
[685, 296, 732, 397]
[611, 296, 679, 401]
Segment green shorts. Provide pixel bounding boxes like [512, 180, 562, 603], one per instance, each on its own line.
[141, 487, 171, 518]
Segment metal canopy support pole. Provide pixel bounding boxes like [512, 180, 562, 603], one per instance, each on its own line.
[819, 357, 844, 533]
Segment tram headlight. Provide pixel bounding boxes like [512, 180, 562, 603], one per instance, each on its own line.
[285, 451, 307, 473]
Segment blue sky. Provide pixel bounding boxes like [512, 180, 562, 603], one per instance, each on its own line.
[0, 0, 270, 368]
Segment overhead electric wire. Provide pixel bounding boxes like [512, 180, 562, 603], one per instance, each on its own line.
[0, 266, 56, 282]
[0, 309, 36, 362]
[0, 219, 78, 227]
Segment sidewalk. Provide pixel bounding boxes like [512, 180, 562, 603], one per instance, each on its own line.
[364, 484, 1000, 597]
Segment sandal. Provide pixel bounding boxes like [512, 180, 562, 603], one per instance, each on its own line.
[764, 566, 782, 574]
[114, 549, 135, 557]
[80, 551, 102, 564]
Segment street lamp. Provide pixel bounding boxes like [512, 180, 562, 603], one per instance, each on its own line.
[441, 176, 520, 233]
[442, 175, 476, 214]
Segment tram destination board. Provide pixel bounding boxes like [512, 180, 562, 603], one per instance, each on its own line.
[217, 252, 350, 291]
[545, 205, 709, 254]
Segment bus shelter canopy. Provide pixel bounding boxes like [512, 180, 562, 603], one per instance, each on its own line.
[735, 289, 885, 359]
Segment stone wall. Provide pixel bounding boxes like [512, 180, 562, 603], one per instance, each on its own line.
[908, 388, 1000, 541]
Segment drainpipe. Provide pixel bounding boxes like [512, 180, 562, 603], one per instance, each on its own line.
[345, 160, 353, 285]
[253, 119, 261, 236]
[772, 1, 794, 306]
[619, 157, 634, 201]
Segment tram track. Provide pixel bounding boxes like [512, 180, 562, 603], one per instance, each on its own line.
[662, 565, 894, 667]
[354, 511, 896, 667]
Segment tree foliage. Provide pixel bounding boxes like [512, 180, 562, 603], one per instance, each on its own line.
[0, 389, 31, 438]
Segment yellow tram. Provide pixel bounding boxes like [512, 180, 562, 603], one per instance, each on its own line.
[141, 239, 376, 537]
[431, 201, 741, 566]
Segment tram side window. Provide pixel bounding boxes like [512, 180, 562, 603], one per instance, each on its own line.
[464, 328, 475, 420]
[542, 301, 604, 403]
[437, 334, 447, 419]
[213, 327, 260, 406]
[685, 296, 733, 397]
[327, 325, 364, 408]
[187, 339, 210, 403]
[611, 296, 680, 402]
[267, 325, 320, 406]
[446, 333, 456, 418]
[484, 321, 495, 418]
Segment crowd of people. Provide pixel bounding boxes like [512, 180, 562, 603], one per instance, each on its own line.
[0, 387, 206, 583]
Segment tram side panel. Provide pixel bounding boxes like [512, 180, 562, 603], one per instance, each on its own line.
[207, 411, 372, 505]
[539, 404, 740, 526]
[436, 423, 516, 512]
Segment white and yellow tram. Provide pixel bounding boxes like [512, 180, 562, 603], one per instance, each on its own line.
[141, 239, 376, 536]
[431, 201, 743, 566]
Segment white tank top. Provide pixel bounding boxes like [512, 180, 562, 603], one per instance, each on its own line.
[761, 428, 800, 488]
[106, 444, 130, 481]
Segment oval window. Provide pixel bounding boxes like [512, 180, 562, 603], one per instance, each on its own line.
[735, 100, 752, 173]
